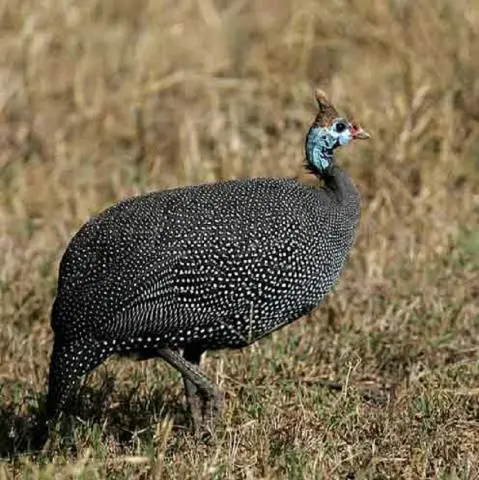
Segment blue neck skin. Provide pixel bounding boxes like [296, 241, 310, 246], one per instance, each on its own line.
[304, 122, 362, 210]
[305, 127, 337, 175]
[305, 125, 352, 176]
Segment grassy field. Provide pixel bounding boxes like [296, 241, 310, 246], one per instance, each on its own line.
[1, 0, 478, 478]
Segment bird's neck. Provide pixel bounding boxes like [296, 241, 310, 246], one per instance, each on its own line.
[304, 129, 360, 217]
[321, 165, 361, 220]
[305, 128, 336, 175]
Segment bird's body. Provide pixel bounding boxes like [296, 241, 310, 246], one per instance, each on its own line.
[46, 89, 370, 432]
[54, 176, 359, 351]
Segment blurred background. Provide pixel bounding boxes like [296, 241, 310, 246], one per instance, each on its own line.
[0, 0, 478, 477]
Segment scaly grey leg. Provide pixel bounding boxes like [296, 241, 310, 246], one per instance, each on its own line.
[182, 346, 205, 432]
[156, 347, 222, 433]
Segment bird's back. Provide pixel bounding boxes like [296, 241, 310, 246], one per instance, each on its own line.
[52, 177, 358, 350]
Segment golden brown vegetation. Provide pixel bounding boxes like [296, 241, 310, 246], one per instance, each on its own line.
[1, 0, 478, 478]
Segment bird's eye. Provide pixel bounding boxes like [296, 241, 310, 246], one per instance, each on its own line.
[335, 121, 347, 133]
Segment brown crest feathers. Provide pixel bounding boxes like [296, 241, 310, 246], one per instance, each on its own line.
[312, 88, 340, 128]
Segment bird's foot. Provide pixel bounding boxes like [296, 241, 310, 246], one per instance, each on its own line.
[188, 390, 223, 439]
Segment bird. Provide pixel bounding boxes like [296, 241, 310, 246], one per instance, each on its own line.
[45, 88, 370, 433]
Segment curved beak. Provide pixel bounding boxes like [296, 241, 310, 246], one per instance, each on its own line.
[352, 127, 371, 140]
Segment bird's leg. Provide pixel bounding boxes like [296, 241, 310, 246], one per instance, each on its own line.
[156, 347, 222, 434]
[182, 346, 205, 432]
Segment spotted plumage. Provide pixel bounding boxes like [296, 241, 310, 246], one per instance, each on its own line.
[46, 89, 370, 432]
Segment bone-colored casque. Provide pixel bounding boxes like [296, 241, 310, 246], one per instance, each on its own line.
[46, 89, 370, 433]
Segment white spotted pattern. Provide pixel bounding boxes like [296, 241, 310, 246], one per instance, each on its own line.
[46, 171, 360, 417]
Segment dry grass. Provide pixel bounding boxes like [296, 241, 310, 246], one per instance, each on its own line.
[1, 0, 479, 478]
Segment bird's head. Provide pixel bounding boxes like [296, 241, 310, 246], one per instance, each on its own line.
[305, 89, 370, 174]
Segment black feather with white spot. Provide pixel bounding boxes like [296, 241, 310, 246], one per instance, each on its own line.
[45, 90, 368, 424]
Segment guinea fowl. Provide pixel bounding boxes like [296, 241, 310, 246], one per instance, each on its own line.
[46, 89, 370, 433]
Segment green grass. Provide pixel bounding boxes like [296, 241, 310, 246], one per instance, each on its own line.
[1, 0, 479, 478]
